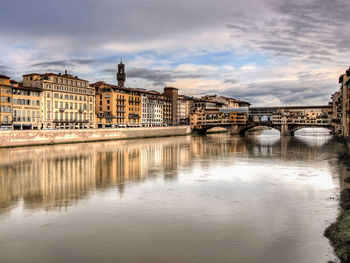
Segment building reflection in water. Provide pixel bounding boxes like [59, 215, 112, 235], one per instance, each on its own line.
[0, 132, 341, 213]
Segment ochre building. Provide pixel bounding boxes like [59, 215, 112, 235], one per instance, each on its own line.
[92, 82, 142, 128]
[12, 83, 42, 129]
[0, 75, 13, 129]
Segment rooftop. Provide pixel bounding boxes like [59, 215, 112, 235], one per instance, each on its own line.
[23, 72, 88, 82]
[0, 74, 10, 79]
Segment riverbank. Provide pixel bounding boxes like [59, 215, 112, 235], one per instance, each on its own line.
[0, 126, 191, 148]
[325, 153, 350, 263]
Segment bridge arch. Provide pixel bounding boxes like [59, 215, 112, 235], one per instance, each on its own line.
[238, 124, 281, 135]
[290, 126, 333, 136]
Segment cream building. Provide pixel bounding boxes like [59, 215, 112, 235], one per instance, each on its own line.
[22, 71, 95, 129]
[141, 92, 164, 127]
[178, 96, 190, 125]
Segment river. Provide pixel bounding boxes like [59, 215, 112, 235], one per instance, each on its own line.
[0, 130, 347, 263]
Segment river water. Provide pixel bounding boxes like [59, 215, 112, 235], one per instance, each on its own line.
[0, 130, 347, 263]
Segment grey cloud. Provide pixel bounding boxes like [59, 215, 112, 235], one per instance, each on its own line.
[31, 59, 101, 68]
[221, 79, 334, 106]
[102, 68, 117, 74]
[0, 65, 11, 76]
[224, 79, 239, 84]
[0, 0, 244, 50]
[227, 0, 350, 63]
[124, 68, 204, 86]
[0, 0, 348, 107]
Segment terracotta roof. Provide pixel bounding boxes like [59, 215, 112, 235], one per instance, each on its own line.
[23, 72, 88, 82]
[237, 100, 251, 105]
[0, 74, 10, 79]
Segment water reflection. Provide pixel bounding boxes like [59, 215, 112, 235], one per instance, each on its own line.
[0, 132, 347, 263]
[0, 132, 339, 213]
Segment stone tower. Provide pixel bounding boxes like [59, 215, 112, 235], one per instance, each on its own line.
[117, 60, 126, 87]
[164, 87, 179, 125]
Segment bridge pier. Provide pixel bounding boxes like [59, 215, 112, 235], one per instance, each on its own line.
[280, 124, 291, 136]
[229, 125, 241, 135]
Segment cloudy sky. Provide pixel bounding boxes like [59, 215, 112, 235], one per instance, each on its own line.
[1, 0, 349, 106]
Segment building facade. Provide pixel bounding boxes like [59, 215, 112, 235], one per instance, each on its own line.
[22, 71, 95, 129]
[190, 108, 247, 130]
[12, 83, 42, 129]
[164, 87, 178, 125]
[141, 92, 164, 127]
[178, 96, 190, 125]
[0, 75, 13, 129]
[338, 70, 350, 138]
[93, 82, 142, 128]
[331, 89, 342, 135]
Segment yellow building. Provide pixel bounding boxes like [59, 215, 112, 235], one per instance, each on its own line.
[0, 75, 13, 129]
[22, 71, 95, 129]
[190, 108, 247, 129]
[12, 83, 42, 129]
[92, 82, 142, 128]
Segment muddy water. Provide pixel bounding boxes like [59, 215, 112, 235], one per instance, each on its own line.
[0, 131, 345, 263]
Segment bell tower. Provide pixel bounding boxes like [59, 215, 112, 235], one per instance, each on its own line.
[117, 60, 126, 87]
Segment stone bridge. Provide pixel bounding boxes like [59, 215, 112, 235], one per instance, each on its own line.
[193, 105, 334, 136]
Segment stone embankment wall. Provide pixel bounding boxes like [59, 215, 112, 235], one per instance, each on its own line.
[0, 126, 191, 148]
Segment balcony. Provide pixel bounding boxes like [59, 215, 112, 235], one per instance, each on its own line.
[59, 108, 65, 112]
[53, 120, 89, 123]
[78, 109, 83, 113]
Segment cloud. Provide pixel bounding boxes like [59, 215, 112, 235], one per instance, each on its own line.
[227, 0, 350, 63]
[119, 67, 204, 86]
[224, 79, 239, 84]
[0, 0, 349, 106]
[0, 65, 11, 76]
[31, 59, 101, 68]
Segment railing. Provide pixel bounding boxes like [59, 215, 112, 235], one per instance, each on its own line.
[53, 120, 89, 123]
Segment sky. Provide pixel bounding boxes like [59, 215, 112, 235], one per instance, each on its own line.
[0, 0, 349, 106]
